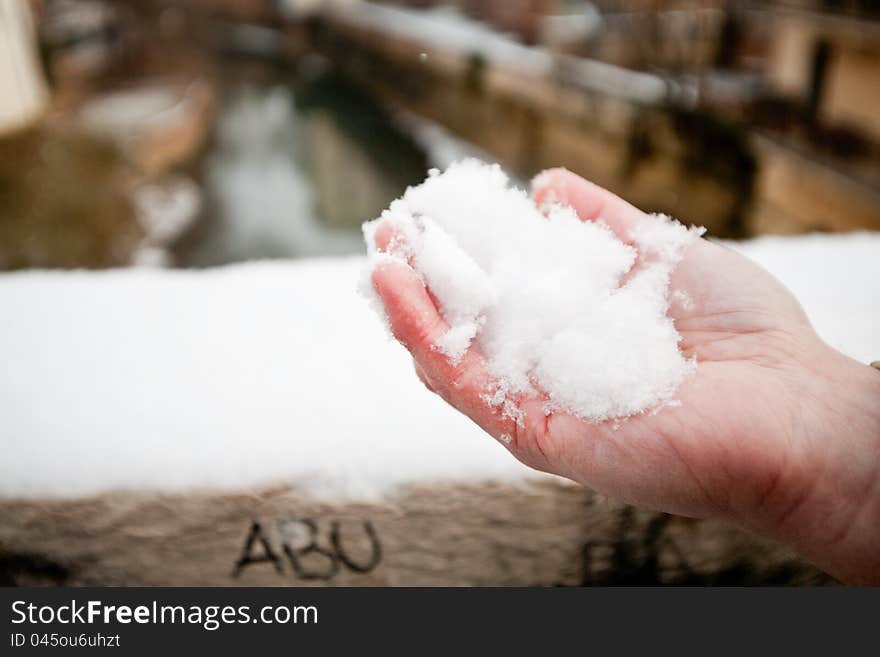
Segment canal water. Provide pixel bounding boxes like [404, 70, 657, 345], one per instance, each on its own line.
[182, 56, 485, 266]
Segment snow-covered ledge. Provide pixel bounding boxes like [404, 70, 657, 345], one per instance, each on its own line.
[1, 234, 876, 585]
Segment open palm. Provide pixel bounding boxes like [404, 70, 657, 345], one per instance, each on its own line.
[371, 168, 880, 583]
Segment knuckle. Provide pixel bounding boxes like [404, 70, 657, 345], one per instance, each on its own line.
[516, 412, 561, 471]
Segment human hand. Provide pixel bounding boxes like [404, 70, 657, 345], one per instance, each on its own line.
[370, 168, 880, 584]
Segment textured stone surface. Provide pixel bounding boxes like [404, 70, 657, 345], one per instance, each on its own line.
[0, 481, 832, 586]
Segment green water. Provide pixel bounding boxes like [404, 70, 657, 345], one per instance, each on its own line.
[182, 56, 430, 265]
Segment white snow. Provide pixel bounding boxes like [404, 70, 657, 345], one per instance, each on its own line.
[0, 231, 877, 501]
[79, 85, 190, 137]
[327, 2, 551, 78]
[0, 259, 542, 500]
[325, 1, 671, 104]
[363, 161, 702, 421]
[729, 232, 880, 365]
[132, 176, 202, 267]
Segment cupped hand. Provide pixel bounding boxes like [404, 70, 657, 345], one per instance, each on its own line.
[370, 168, 880, 584]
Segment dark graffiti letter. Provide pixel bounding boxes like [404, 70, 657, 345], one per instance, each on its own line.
[232, 520, 284, 578]
[280, 518, 339, 580]
[331, 520, 382, 573]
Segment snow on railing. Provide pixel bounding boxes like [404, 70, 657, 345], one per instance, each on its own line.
[323, 0, 675, 105]
[0, 232, 876, 499]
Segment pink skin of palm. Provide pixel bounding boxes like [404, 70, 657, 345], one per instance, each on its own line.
[370, 168, 880, 585]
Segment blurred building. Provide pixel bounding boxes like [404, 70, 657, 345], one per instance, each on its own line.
[318, 0, 880, 235]
[747, 1, 880, 234]
[765, 3, 880, 140]
[3, 0, 879, 271]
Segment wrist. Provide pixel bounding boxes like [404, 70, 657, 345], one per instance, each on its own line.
[770, 348, 880, 584]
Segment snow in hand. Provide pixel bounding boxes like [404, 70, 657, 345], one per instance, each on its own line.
[363, 160, 704, 422]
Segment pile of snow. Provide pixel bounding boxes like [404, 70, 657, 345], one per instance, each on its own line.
[0, 260, 538, 500]
[0, 231, 876, 501]
[363, 161, 702, 421]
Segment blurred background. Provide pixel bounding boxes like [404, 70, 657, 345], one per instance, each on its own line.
[2, 0, 879, 270]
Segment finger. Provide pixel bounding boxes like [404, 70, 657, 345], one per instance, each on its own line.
[371, 260, 521, 444]
[373, 220, 399, 253]
[531, 168, 645, 244]
[373, 218, 450, 313]
[533, 168, 708, 300]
